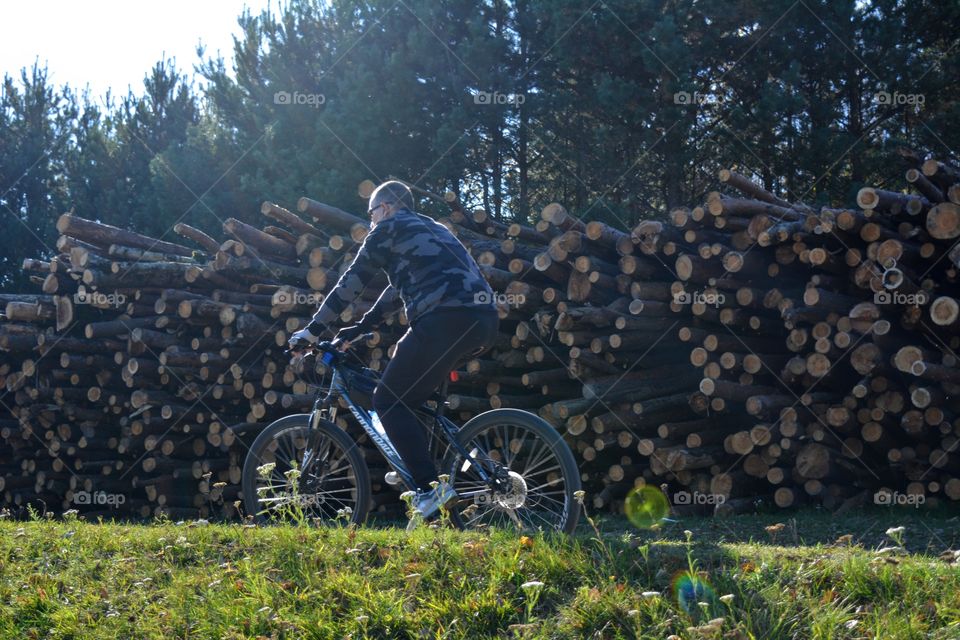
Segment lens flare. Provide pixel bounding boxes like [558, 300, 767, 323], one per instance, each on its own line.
[623, 485, 669, 529]
[671, 571, 716, 615]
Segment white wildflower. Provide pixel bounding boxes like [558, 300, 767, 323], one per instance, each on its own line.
[256, 462, 276, 478]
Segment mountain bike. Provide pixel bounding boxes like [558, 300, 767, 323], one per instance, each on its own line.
[240, 335, 581, 534]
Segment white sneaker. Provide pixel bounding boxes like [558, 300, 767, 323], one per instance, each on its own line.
[405, 481, 458, 531]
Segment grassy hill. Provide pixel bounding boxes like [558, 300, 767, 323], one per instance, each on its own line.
[0, 508, 958, 639]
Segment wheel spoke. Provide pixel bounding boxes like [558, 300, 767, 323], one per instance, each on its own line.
[506, 427, 528, 470]
[521, 505, 559, 529]
[527, 492, 566, 509]
[524, 469, 566, 493]
[526, 499, 566, 517]
[520, 438, 553, 477]
[316, 458, 352, 478]
[277, 433, 298, 467]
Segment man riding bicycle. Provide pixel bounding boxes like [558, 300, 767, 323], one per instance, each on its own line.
[289, 180, 499, 523]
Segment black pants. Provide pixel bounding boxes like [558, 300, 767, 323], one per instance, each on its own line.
[372, 307, 499, 490]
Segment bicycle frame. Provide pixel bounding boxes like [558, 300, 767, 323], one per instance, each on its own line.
[305, 352, 499, 495]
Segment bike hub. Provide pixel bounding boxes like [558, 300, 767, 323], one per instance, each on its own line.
[492, 471, 527, 509]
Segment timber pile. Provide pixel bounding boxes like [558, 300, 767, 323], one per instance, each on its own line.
[614, 153, 960, 514]
[0, 200, 411, 519]
[439, 152, 960, 516]
[1, 153, 959, 520]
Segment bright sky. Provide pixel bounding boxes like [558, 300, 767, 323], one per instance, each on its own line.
[0, 0, 276, 102]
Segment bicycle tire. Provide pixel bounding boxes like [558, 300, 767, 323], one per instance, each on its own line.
[440, 408, 581, 535]
[241, 414, 371, 526]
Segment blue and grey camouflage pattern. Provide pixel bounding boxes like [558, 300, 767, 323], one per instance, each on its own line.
[306, 208, 495, 335]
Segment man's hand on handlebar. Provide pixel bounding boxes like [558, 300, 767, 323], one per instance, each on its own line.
[286, 327, 376, 357]
[334, 325, 368, 352]
[287, 328, 318, 354]
[336, 331, 376, 352]
[335, 324, 365, 343]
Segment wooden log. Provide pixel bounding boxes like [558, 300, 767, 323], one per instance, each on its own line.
[718, 169, 798, 210]
[223, 218, 297, 261]
[5, 301, 54, 323]
[541, 203, 586, 233]
[85, 316, 163, 339]
[926, 203, 960, 240]
[297, 198, 368, 241]
[83, 261, 192, 290]
[261, 201, 323, 236]
[921, 159, 960, 190]
[906, 168, 945, 203]
[57, 214, 194, 256]
[107, 244, 197, 264]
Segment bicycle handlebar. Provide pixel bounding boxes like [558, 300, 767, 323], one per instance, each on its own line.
[285, 333, 377, 363]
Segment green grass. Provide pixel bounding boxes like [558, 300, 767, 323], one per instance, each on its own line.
[0, 507, 958, 639]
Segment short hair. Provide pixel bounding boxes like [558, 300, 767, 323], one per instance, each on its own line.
[370, 180, 414, 211]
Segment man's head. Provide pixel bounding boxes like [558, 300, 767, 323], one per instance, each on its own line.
[368, 180, 414, 225]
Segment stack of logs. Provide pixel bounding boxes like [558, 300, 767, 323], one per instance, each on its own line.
[2, 153, 959, 520]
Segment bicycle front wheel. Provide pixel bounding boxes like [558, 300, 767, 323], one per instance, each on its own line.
[241, 414, 371, 525]
[441, 408, 581, 535]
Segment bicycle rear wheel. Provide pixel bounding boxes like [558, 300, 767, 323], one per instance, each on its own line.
[440, 408, 581, 535]
[241, 414, 371, 525]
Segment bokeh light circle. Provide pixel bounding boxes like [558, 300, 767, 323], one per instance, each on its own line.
[672, 571, 716, 615]
[623, 485, 670, 529]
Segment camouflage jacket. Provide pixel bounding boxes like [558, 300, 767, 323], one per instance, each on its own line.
[305, 208, 495, 336]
